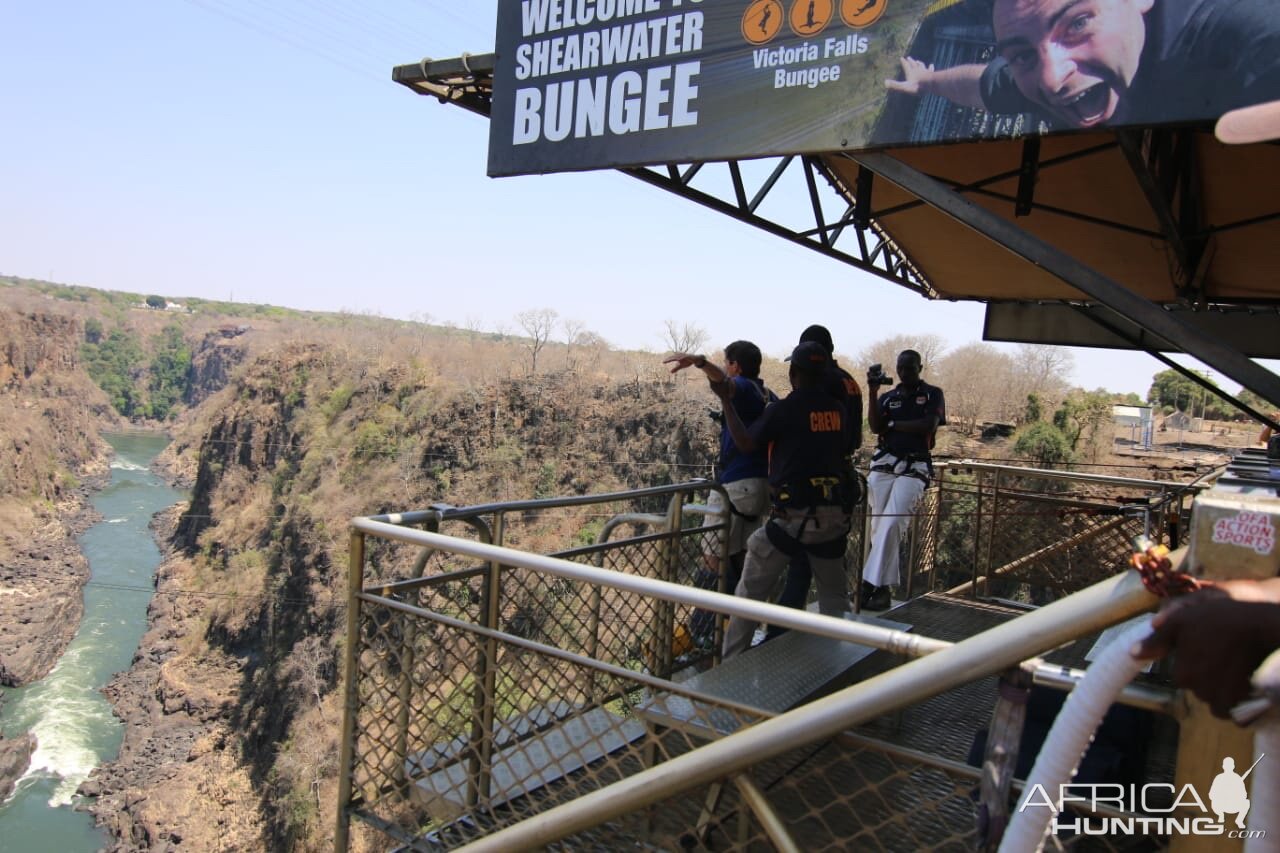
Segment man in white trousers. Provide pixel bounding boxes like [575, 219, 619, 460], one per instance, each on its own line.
[861, 350, 945, 611]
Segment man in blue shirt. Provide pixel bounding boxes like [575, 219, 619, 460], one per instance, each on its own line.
[665, 342, 776, 640]
[862, 349, 946, 611]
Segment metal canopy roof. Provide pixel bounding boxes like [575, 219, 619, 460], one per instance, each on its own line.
[393, 53, 1280, 420]
[834, 135, 1280, 304]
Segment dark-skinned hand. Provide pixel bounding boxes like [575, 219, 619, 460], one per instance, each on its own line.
[1131, 579, 1280, 719]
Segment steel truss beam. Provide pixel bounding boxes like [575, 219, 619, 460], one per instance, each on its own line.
[393, 53, 496, 118]
[851, 150, 1280, 410]
[1117, 130, 1211, 301]
[623, 156, 935, 298]
[1068, 305, 1280, 431]
[394, 55, 934, 298]
[400, 54, 1280, 411]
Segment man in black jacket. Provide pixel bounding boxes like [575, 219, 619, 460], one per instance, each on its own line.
[768, 324, 863, 639]
[716, 342, 854, 658]
[861, 349, 945, 611]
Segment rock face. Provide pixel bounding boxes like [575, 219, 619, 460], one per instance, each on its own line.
[0, 499, 100, 686]
[87, 344, 717, 852]
[84, 507, 261, 853]
[0, 309, 81, 387]
[184, 331, 249, 406]
[0, 303, 116, 685]
[0, 731, 36, 801]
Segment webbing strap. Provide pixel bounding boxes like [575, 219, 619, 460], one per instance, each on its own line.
[764, 519, 806, 557]
[764, 518, 847, 559]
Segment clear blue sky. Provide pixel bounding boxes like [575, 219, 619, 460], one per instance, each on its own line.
[2, 1, 1270, 398]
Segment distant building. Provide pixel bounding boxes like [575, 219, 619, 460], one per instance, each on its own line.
[1162, 410, 1201, 432]
[1113, 405, 1153, 448]
[139, 298, 189, 312]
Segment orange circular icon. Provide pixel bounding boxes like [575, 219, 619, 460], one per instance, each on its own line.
[742, 0, 784, 44]
[841, 0, 887, 28]
[789, 0, 833, 36]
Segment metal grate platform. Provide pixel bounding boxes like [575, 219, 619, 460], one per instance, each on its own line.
[635, 612, 912, 740]
[848, 593, 1177, 786]
[410, 706, 646, 818]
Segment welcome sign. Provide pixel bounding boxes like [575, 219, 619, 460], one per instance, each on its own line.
[487, 0, 1280, 176]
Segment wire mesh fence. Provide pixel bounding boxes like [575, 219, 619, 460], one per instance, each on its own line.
[339, 469, 1195, 851]
[903, 463, 1188, 604]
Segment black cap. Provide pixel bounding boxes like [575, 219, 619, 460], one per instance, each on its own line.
[786, 341, 830, 372]
[799, 324, 834, 354]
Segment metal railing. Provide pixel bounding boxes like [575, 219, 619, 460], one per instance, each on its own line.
[336, 467, 1201, 851]
[897, 460, 1194, 603]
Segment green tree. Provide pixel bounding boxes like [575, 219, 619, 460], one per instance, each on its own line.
[1014, 421, 1074, 467]
[1146, 369, 1232, 419]
[147, 324, 191, 420]
[933, 471, 979, 587]
[145, 294, 166, 309]
[1024, 393, 1042, 424]
[1053, 389, 1113, 453]
[1236, 388, 1280, 422]
[81, 328, 144, 416]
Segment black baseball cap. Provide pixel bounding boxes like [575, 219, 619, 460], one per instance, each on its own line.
[799, 324, 834, 354]
[786, 341, 830, 372]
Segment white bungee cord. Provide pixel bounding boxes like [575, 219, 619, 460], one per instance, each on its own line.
[999, 616, 1155, 853]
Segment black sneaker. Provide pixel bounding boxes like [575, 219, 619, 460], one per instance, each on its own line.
[860, 582, 891, 611]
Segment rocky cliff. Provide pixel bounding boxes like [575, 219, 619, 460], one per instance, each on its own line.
[184, 329, 250, 406]
[0, 305, 118, 687]
[0, 301, 121, 799]
[0, 282, 718, 850]
[87, 340, 715, 851]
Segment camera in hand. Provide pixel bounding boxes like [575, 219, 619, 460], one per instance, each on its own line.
[868, 364, 893, 386]
[707, 407, 725, 424]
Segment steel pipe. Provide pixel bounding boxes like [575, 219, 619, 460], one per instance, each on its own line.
[456, 570, 1157, 851]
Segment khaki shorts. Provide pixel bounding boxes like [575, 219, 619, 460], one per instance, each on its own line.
[703, 477, 769, 557]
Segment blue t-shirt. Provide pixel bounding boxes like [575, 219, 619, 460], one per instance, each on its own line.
[720, 376, 774, 483]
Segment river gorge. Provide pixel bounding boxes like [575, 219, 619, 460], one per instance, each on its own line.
[0, 433, 181, 851]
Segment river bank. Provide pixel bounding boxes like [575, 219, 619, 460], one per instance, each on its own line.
[81, 503, 253, 851]
[0, 433, 184, 851]
[0, 470, 108, 689]
[0, 457, 110, 802]
[82, 451, 260, 852]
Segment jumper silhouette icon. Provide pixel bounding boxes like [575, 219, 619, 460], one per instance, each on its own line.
[1209, 755, 1263, 829]
[806, 1, 816, 27]
[759, 6, 772, 33]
